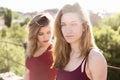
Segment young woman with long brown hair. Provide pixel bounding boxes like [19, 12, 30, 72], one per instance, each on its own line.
[52, 2, 107, 80]
[24, 13, 56, 80]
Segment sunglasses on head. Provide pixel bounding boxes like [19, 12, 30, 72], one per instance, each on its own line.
[35, 16, 49, 26]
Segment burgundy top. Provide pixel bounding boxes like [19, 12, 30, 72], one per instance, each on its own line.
[56, 56, 90, 80]
[25, 45, 56, 80]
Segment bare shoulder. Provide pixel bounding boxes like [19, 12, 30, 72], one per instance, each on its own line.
[88, 48, 106, 61]
[87, 48, 107, 80]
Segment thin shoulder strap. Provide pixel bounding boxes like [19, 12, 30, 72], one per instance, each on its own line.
[80, 56, 87, 67]
[83, 48, 93, 72]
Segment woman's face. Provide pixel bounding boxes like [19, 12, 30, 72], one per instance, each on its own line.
[37, 24, 51, 47]
[61, 12, 84, 44]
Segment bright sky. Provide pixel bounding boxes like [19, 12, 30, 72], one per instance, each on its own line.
[0, 0, 120, 13]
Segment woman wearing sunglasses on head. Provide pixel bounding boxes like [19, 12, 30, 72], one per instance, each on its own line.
[24, 13, 56, 80]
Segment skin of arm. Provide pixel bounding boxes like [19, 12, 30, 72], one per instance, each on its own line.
[88, 49, 107, 80]
[24, 69, 30, 80]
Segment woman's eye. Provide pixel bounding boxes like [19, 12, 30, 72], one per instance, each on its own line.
[38, 33, 43, 36]
[71, 23, 77, 26]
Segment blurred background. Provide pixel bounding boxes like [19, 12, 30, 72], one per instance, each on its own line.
[0, 0, 120, 80]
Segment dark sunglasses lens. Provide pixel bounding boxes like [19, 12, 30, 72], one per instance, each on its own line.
[38, 16, 48, 25]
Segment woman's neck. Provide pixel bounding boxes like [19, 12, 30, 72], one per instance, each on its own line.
[70, 42, 81, 54]
[37, 42, 50, 49]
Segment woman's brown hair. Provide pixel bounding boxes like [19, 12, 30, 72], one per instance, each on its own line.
[26, 13, 53, 57]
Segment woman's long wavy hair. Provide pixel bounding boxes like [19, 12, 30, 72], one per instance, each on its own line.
[26, 13, 53, 58]
[52, 2, 97, 69]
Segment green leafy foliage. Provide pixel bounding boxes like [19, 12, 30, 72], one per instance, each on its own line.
[93, 14, 120, 80]
[0, 7, 4, 18]
[4, 8, 12, 27]
[99, 13, 120, 31]
[12, 11, 23, 20]
[0, 23, 27, 76]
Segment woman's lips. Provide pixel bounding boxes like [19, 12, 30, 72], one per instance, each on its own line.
[43, 40, 49, 43]
[65, 35, 73, 38]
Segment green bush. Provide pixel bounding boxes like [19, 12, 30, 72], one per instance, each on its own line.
[0, 23, 27, 76]
[93, 26, 120, 80]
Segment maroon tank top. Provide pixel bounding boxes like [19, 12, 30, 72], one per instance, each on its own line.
[25, 45, 56, 80]
[56, 55, 90, 80]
